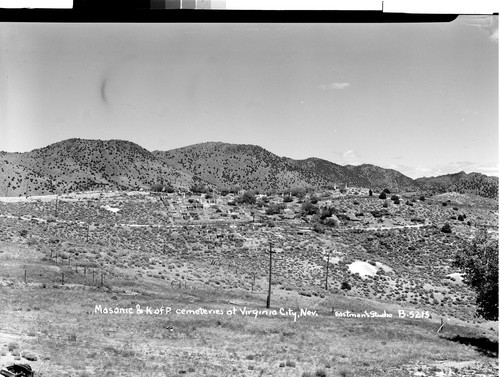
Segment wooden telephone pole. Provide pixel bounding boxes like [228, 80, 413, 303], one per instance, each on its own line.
[325, 251, 331, 291]
[55, 195, 59, 217]
[266, 242, 276, 309]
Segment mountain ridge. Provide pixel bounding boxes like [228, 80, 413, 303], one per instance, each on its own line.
[0, 138, 497, 198]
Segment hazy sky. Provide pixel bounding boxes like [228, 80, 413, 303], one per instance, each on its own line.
[0, 17, 498, 178]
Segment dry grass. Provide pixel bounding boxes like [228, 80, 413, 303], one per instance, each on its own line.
[0, 260, 495, 376]
[0, 191, 497, 376]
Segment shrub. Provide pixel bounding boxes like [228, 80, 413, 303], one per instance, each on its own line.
[390, 194, 399, 201]
[150, 183, 164, 192]
[383, 188, 391, 194]
[323, 217, 339, 227]
[312, 223, 325, 233]
[309, 195, 319, 204]
[441, 223, 452, 233]
[378, 192, 387, 199]
[341, 281, 352, 291]
[7, 342, 19, 352]
[314, 369, 327, 377]
[419, 195, 425, 201]
[320, 206, 334, 219]
[237, 191, 256, 205]
[266, 203, 285, 215]
[458, 214, 465, 221]
[283, 195, 293, 203]
[301, 201, 319, 216]
[291, 187, 306, 199]
[190, 183, 208, 194]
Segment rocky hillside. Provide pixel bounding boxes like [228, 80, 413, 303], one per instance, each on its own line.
[154, 142, 327, 192]
[416, 171, 498, 199]
[289, 158, 419, 192]
[153, 142, 420, 192]
[0, 139, 198, 196]
[1, 139, 496, 197]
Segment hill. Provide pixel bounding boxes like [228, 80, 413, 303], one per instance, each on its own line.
[1, 139, 496, 198]
[416, 171, 498, 199]
[289, 158, 419, 191]
[154, 142, 420, 192]
[0, 138, 198, 196]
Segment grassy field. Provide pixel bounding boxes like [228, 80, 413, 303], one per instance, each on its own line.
[0, 242, 497, 377]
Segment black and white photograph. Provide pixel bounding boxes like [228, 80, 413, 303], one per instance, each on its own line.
[0, 4, 498, 377]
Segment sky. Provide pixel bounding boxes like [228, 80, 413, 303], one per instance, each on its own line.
[0, 16, 498, 179]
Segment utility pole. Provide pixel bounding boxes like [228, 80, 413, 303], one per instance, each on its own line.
[325, 251, 331, 290]
[266, 242, 276, 309]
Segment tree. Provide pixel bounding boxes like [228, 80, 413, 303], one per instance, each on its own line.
[453, 230, 498, 320]
[379, 192, 387, 199]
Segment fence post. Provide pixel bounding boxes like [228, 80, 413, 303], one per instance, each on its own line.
[61, 272, 64, 285]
